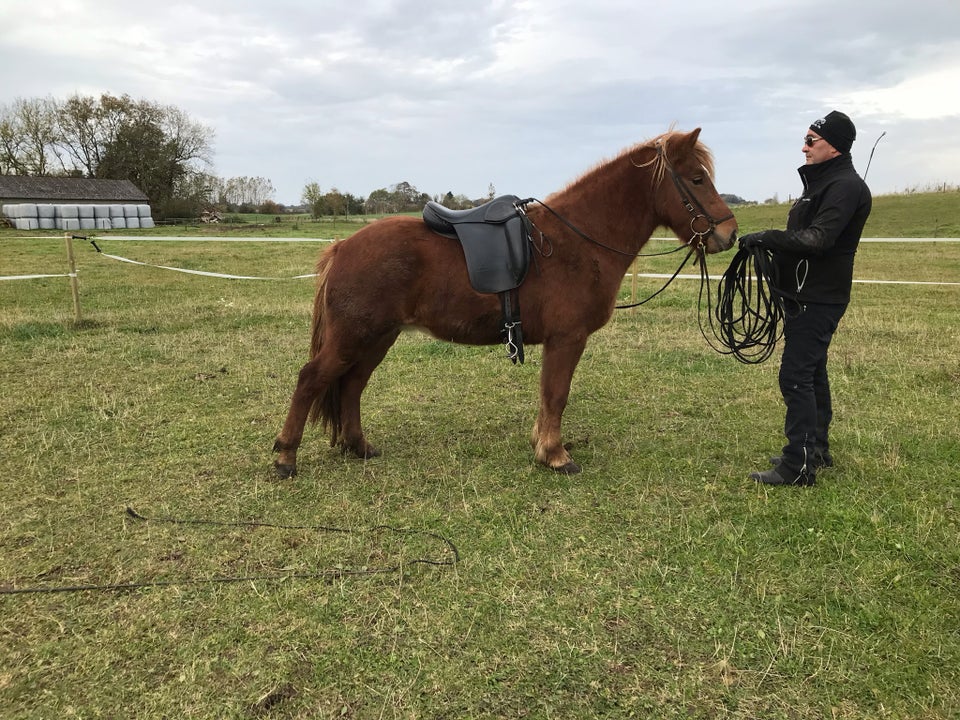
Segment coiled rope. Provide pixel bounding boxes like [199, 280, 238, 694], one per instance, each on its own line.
[697, 246, 785, 364]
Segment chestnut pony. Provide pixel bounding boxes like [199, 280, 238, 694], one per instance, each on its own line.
[274, 128, 738, 477]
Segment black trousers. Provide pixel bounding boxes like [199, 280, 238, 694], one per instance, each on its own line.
[778, 302, 848, 471]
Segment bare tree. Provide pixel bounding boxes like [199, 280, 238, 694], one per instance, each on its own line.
[56, 93, 108, 176]
[0, 97, 61, 175]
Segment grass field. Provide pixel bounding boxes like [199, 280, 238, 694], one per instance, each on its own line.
[1, 212, 958, 718]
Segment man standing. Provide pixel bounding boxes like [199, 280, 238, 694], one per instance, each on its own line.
[739, 111, 872, 486]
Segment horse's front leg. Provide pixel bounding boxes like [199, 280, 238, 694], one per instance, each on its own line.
[531, 337, 587, 474]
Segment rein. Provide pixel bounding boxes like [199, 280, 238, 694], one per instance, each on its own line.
[519, 143, 735, 310]
[615, 245, 699, 309]
[519, 197, 687, 259]
[520, 197, 695, 309]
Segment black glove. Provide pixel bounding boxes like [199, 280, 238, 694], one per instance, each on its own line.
[739, 231, 767, 249]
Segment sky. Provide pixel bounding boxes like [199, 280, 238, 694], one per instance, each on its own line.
[2, 0, 959, 206]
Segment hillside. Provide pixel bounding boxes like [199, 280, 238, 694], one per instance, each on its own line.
[731, 189, 960, 237]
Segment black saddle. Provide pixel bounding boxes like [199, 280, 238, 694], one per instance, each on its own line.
[422, 195, 533, 363]
[423, 195, 531, 294]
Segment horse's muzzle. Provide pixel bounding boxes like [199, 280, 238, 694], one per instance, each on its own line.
[704, 227, 737, 254]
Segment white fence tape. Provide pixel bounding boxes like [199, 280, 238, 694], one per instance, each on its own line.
[1, 273, 77, 281]
[3, 236, 959, 286]
[97, 251, 316, 280]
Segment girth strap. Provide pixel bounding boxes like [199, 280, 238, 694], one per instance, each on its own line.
[423, 195, 532, 364]
[500, 288, 524, 364]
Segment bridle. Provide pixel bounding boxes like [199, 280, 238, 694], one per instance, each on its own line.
[519, 142, 736, 309]
[519, 142, 734, 259]
[657, 143, 736, 253]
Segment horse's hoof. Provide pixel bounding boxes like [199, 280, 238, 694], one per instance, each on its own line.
[554, 460, 582, 475]
[274, 461, 297, 479]
[341, 443, 381, 460]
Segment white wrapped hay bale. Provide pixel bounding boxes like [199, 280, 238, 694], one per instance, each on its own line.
[18, 203, 39, 218]
[56, 205, 80, 219]
[110, 217, 127, 229]
[37, 204, 56, 219]
[96, 218, 112, 230]
[79, 218, 96, 230]
[123, 204, 139, 218]
[139, 217, 155, 228]
[137, 204, 151, 218]
[78, 205, 95, 219]
[93, 204, 111, 219]
[110, 204, 124, 218]
[126, 217, 141, 229]
[39, 218, 56, 229]
[61, 218, 80, 231]
[15, 217, 39, 230]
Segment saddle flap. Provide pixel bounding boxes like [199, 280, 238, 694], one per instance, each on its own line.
[456, 218, 530, 294]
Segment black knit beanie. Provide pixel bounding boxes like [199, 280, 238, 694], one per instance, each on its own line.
[809, 111, 856, 154]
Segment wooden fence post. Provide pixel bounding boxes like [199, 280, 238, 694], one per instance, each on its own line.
[64, 233, 82, 324]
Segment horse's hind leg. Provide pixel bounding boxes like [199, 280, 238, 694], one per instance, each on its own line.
[337, 330, 400, 459]
[273, 353, 349, 478]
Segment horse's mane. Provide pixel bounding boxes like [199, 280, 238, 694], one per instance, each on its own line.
[635, 130, 715, 184]
[547, 130, 715, 201]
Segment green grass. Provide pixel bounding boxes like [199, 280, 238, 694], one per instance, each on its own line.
[731, 189, 960, 237]
[1, 222, 958, 717]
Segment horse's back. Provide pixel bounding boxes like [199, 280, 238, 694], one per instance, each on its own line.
[319, 216, 504, 344]
[325, 216, 459, 286]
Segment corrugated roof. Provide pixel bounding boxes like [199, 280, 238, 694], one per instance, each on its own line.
[0, 176, 148, 202]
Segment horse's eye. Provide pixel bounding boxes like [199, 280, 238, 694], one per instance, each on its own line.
[692, 176, 705, 186]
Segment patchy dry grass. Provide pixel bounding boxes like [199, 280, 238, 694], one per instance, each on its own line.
[1, 235, 958, 719]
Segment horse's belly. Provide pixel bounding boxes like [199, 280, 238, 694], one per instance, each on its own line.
[413, 312, 503, 347]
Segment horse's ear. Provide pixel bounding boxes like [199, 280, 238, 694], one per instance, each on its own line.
[670, 128, 702, 158]
[680, 128, 702, 149]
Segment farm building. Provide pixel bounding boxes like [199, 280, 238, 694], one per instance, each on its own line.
[0, 176, 154, 230]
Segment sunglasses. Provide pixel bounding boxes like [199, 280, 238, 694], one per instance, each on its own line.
[804, 135, 825, 147]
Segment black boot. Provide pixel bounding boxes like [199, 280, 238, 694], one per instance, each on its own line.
[750, 463, 815, 486]
[768, 449, 833, 470]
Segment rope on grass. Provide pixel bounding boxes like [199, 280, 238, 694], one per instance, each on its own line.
[0, 506, 460, 595]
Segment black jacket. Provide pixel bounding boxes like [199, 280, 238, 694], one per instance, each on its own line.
[760, 154, 872, 305]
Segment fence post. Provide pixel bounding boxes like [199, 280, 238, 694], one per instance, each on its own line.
[64, 233, 82, 324]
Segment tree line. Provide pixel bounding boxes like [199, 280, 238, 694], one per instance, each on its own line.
[1, 93, 493, 220]
[299, 180, 490, 218]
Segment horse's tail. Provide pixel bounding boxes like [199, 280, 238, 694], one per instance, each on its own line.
[307, 246, 341, 446]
